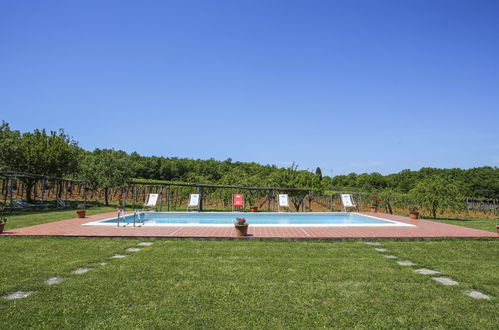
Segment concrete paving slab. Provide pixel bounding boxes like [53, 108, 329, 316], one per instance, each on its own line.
[382, 255, 397, 259]
[464, 290, 490, 300]
[415, 268, 441, 275]
[397, 260, 415, 266]
[137, 242, 153, 246]
[2, 291, 35, 300]
[431, 277, 458, 286]
[364, 242, 381, 246]
[374, 248, 388, 252]
[126, 247, 141, 252]
[71, 268, 92, 275]
[110, 254, 129, 259]
[44, 277, 66, 285]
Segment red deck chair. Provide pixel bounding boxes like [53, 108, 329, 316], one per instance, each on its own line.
[232, 193, 244, 212]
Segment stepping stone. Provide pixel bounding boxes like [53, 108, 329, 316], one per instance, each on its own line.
[137, 242, 153, 246]
[382, 255, 397, 259]
[374, 248, 388, 252]
[110, 254, 129, 259]
[44, 276, 66, 285]
[2, 291, 35, 300]
[364, 242, 381, 246]
[99, 262, 107, 266]
[415, 268, 441, 275]
[397, 260, 415, 266]
[431, 277, 458, 286]
[126, 247, 141, 252]
[464, 290, 490, 300]
[71, 268, 92, 275]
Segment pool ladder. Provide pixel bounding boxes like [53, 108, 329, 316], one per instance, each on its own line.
[117, 209, 144, 227]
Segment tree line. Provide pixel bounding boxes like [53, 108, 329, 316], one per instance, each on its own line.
[1, 122, 498, 213]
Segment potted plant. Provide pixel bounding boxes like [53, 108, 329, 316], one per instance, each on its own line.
[116, 195, 124, 210]
[76, 203, 86, 218]
[0, 207, 7, 234]
[370, 197, 381, 212]
[409, 205, 419, 220]
[234, 217, 249, 236]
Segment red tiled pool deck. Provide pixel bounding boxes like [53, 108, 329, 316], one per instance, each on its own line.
[1, 211, 498, 240]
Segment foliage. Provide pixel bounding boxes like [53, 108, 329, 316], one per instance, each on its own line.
[0, 122, 80, 176]
[408, 205, 419, 212]
[370, 197, 382, 207]
[234, 217, 247, 225]
[79, 149, 132, 205]
[409, 176, 465, 218]
[0, 206, 7, 224]
[0, 122, 81, 201]
[315, 167, 322, 180]
[2, 122, 499, 209]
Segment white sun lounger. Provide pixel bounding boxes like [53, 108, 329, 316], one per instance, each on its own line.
[143, 194, 159, 211]
[340, 194, 357, 212]
[187, 193, 200, 211]
[278, 194, 290, 212]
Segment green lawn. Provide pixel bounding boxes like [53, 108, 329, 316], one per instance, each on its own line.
[3, 206, 116, 230]
[0, 210, 498, 328]
[0, 237, 497, 328]
[423, 216, 499, 233]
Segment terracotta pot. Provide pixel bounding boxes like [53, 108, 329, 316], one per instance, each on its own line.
[116, 205, 125, 210]
[409, 211, 419, 220]
[0, 223, 5, 234]
[496, 225, 499, 234]
[250, 206, 258, 212]
[370, 206, 378, 213]
[235, 224, 249, 236]
[76, 210, 86, 218]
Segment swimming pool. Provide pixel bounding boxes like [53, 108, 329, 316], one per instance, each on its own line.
[84, 212, 413, 227]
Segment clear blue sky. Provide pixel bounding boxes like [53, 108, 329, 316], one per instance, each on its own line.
[1, 0, 498, 175]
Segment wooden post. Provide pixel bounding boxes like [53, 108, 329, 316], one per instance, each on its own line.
[65, 181, 69, 205]
[159, 187, 163, 212]
[132, 186, 136, 210]
[33, 179, 37, 202]
[123, 186, 127, 210]
[41, 176, 46, 205]
[9, 176, 13, 208]
[198, 186, 203, 212]
[167, 188, 171, 211]
[83, 185, 87, 207]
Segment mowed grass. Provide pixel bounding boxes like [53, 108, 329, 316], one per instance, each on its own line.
[4, 206, 116, 230]
[0, 238, 497, 329]
[424, 216, 499, 233]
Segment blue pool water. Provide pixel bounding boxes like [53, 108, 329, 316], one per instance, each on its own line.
[88, 212, 411, 227]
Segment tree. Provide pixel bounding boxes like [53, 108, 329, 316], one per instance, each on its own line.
[409, 176, 465, 218]
[0, 121, 22, 171]
[0, 123, 80, 201]
[315, 167, 322, 180]
[79, 149, 132, 205]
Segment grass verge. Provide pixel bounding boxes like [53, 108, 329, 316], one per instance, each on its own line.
[0, 238, 497, 328]
[3, 206, 116, 230]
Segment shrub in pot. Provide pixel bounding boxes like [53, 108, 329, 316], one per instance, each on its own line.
[0, 207, 7, 234]
[76, 203, 86, 218]
[234, 217, 249, 236]
[409, 206, 419, 220]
